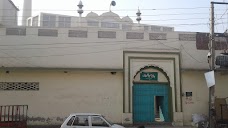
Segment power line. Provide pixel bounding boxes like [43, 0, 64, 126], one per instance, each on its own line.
[0, 7, 210, 11]
[0, 49, 40, 67]
[214, 8, 228, 21]
[0, 37, 181, 47]
[0, 33, 202, 66]
[0, 34, 186, 58]
[0, 42, 203, 65]
[1, 12, 221, 18]
[180, 45, 207, 63]
[0, 40, 192, 59]
[0, 38, 185, 51]
[0, 13, 210, 18]
[0, 17, 210, 22]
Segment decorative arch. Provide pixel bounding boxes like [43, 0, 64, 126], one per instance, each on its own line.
[133, 65, 170, 84]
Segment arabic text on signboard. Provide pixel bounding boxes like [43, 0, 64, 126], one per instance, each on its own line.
[140, 72, 158, 81]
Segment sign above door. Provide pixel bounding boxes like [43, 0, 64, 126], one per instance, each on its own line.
[140, 72, 158, 81]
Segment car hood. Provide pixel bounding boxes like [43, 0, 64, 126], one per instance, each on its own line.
[111, 124, 125, 128]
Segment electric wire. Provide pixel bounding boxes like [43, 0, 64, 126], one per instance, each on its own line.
[0, 37, 195, 59]
[180, 45, 207, 63]
[2, 12, 227, 18]
[0, 41, 178, 58]
[0, 17, 210, 22]
[0, 39, 182, 50]
[0, 7, 211, 11]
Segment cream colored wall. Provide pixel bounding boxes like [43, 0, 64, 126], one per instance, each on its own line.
[215, 72, 228, 98]
[181, 71, 228, 125]
[0, 70, 123, 125]
[0, 27, 217, 70]
[181, 71, 209, 125]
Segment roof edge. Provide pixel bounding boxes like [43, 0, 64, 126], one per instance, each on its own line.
[8, 0, 19, 11]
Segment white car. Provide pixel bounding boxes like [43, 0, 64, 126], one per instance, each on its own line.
[60, 113, 125, 128]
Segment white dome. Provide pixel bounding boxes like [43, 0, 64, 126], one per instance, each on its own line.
[86, 12, 99, 18]
[122, 16, 133, 23]
[100, 11, 121, 21]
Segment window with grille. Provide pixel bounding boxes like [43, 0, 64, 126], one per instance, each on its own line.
[6, 28, 26, 36]
[126, 32, 144, 39]
[163, 27, 173, 32]
[0, 82, 39, 91]
[149, 33, 167, 40]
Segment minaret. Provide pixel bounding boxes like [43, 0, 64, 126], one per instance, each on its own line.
[22, 0, 32, 26]
[77, 0, 84, 26]
[136, 8, 142, 24]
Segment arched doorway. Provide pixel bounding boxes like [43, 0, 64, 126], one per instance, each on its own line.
[132, 65, 172, 124]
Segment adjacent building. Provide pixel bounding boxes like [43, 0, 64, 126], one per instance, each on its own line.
[0, 0, 19, 26]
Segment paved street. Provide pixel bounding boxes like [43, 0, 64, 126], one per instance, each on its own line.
[127, 126, 194, 128]
[27, 125, 195, 128]
[125, 123, 195, 128]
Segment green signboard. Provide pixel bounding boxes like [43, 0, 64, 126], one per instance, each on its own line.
[140, 72, 158, 81]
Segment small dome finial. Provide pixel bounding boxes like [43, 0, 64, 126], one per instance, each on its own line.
[109, 1, 116, 12]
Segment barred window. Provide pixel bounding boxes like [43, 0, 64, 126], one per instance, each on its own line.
[0, 82, 39, 91]
[163, 27, 173, 32]
[149, 33, 167, 40]
[6, 28, 26, 36]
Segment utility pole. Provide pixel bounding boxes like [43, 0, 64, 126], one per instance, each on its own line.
[209, 2, 228, 128]
[209, 2, 215, 128]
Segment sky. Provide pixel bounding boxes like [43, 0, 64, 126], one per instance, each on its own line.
[10, 0, 228, 32]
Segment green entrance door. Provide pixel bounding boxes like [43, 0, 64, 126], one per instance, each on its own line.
[133, 84, 170, 123]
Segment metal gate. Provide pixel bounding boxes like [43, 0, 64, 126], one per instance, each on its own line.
[0, 105, 28, 128]
[133, 84, 170, 123]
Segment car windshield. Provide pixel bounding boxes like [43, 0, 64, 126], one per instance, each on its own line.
[102, 116, 113, 126]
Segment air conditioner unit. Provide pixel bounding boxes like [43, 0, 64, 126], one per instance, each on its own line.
[216, 54, 228, 67]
